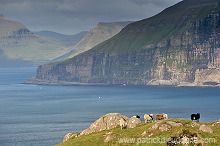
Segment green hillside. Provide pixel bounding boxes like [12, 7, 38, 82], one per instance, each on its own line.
[61, 21, 132, 59]
[57, 119, 220, 146]
[87, 0, 219, 53]
[0, 15, 71, 65]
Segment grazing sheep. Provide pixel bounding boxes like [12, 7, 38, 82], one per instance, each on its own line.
[191, 113, 200, 122]
[144, 114, 154, 122]
[119, 118, 127, 129]
[156, 113, 168, 121]
[132, 115, 140, 118]
[163, 114, 168, 119]
[136, 115, 140, 119]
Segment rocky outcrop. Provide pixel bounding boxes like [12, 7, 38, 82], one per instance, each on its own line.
[62, 113, 142, 142]
[149, 121, 183, 132]
[212, 119, 220, 126]
[62, 113, 143, 138]
[28, 0, 220, 86]
[127, 117, 142, 128]
[63, 133, 78, 142]
[199, 125, 213, 133]
[191, 121, 200, 127]
[79, 113, 129, 136]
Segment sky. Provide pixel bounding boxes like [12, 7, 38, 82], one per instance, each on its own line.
[0, 0, 182, 35]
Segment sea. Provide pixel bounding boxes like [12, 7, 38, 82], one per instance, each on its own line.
[0, 67, 219, 146]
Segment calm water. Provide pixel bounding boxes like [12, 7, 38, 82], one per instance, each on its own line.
[0, 67, 220, 146]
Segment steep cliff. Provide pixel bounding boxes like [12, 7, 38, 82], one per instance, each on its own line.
[28, 0, 220, 86]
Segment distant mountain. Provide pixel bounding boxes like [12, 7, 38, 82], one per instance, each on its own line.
[33, 31, 70, 40]
[0, 16, 72, 66]
[29, 0, 220, 87]
[33, 31, 87, 46]
[57, 21, 132, 60]
[60, 31, 88, 46]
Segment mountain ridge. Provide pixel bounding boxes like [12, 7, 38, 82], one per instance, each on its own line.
[33, 30, 88, 46]
[0, 15, 72, 66]
[60, 21, 132, 59]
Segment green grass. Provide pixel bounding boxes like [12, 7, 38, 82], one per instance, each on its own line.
[56, 119, 220, 146]
[2, 34, 71, 62]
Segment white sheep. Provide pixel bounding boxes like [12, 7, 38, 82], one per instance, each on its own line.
[119, 118, 127, 129]
[144, 114, 154, 122]
[163, 114, 168, 120]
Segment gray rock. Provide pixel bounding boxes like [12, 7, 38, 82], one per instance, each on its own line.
[159, 124, 171, 132]
[149, 121, 162, 130]
[80, 113, 129, 136]
[199, 125, 213, 133]
[149, 121, 181, 130]
[212, 120, 220, 126]
[104, 135, 116, 142]
[191, 121, 200, 127]
[127, 117, 142, 128]
[63, 133, 78, 142]
[141, 131, 147, 136]
[166, 121, 182, 127]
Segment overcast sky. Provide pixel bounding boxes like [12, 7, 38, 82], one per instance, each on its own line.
[0, 0, 182, 35]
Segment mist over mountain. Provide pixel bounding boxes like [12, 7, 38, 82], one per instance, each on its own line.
[55, 21, 132, 61]
[0, 15, 72, 66]
[33, 31, 87, 46]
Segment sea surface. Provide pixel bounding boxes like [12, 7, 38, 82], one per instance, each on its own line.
[0, 67, 220, 146]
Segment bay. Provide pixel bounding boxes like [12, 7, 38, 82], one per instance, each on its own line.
[0, 67, 219, 146]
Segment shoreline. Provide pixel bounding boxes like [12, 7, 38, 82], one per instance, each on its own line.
[25, 78, 220, 88]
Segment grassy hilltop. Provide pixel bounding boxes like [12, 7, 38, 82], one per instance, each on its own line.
[57, 119, 220, 146]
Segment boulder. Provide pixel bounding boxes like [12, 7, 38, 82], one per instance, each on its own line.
[141, 131, 147, 136]
[149, 121, 181, 131]
[80, 113, 129, 136]
[63, 133, 78, 142]
[159, 124, 171, 132]
[149, 121, 163, 130]
[212, 120, 220, 126]
[191, 121, 200, 127]
[127, 117, 142, 128]
[166, 121, 182, 127]
[199, 125, 213, 133]
[104, 135, 116, 142]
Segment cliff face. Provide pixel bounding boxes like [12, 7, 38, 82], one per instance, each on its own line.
[28, 0, 220, 86]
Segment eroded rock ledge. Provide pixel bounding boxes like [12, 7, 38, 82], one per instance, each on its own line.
[63, 113, 141, 142]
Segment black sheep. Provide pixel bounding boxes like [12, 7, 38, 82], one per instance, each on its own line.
[191, 113, 200, 122]
[136, 115, 140, 119]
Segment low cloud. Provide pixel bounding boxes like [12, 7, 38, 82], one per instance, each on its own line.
[0, 0, 181, 34]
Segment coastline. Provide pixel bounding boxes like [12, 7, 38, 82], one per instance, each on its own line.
[25, 78, 220, 87]
[25, 78, 111, 86]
